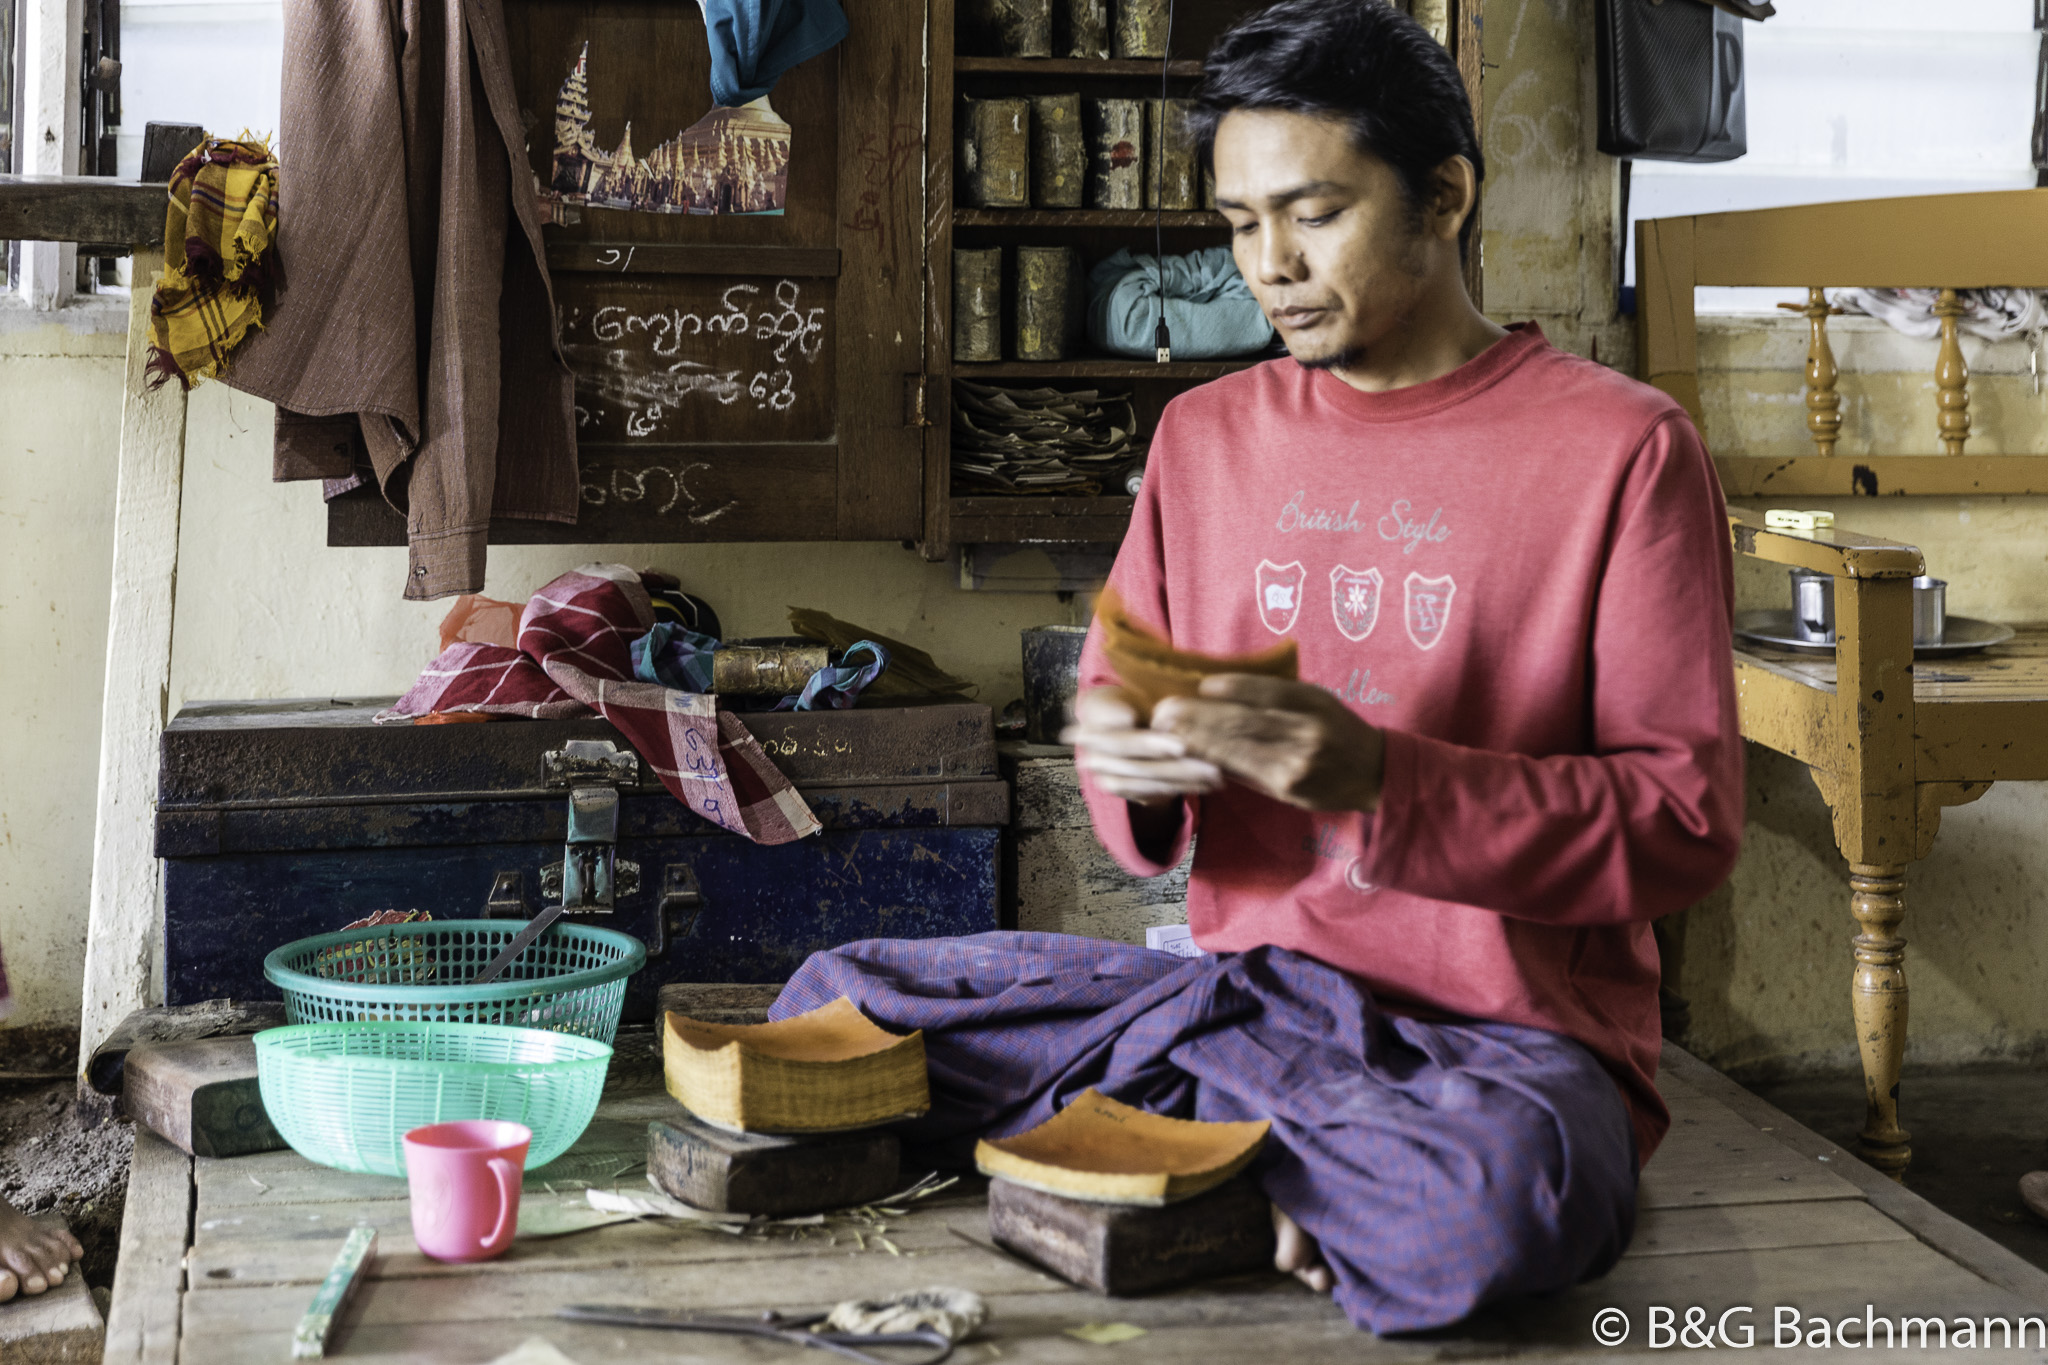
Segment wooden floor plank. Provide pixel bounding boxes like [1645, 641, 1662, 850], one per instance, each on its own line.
[1640, 1100, 1862, 1209]
[186, 1202, 1001, 1288]
[101, 1128, 191, 1365]
[1475, 1238, 2037, 1347]
[1625, 1199, 1912, 1259]
[1660, 1043, 2048, 1309]
[180, 1237, 1066, 1338]
[156, 1042, 2048, 1361]
[196, 1117, 650, 1211]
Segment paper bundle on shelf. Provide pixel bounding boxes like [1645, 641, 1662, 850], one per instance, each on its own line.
[951, 381, 1141, 494]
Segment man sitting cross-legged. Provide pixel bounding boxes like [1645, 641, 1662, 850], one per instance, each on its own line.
[776, 0, 1741, 1333]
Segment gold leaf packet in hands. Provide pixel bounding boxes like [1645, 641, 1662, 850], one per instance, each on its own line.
[1095, 585, 1298, 723]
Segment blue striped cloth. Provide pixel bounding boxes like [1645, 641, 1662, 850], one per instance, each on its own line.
[774, 932, 1638, 1333]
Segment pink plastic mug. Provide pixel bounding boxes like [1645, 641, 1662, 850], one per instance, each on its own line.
[402, 1120, 530, 1263]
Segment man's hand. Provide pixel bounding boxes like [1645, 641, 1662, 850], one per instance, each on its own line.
[1065, 686, 1225, 806]
[1152, 674, 1385, 812]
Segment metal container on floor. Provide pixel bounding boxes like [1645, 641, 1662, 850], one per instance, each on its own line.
[1023, 625, 1089, 744]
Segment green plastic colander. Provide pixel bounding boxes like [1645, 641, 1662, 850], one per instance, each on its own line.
[254, 1021, 611, 1177]
[263, 919, 645, 1043]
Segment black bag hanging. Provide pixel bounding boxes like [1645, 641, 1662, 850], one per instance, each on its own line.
[1596, 0, 1749, 163]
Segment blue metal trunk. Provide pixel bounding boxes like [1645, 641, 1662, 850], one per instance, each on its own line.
[156, 700, 1008, 1021]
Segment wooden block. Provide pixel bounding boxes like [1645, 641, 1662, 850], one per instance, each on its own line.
[988, 1174, 1275, 1296]
[647, 1113, 900, 1216]
[655, 983, 781, 1026]
[88, 999, 287, 1095]
[0, 1214, 103, 1365]
[123, 1036, 285, 1159]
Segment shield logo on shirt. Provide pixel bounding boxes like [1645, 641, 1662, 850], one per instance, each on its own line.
[1403, 572, 1457, 651]
[1329, 566, 1383, 642]
[1254, 559, 1306, 635]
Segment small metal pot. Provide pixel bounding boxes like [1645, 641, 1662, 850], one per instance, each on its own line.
[1790, 568, 1834, 643]
[1021, 625, 1089, 744]
[1912, 575, 1947, 647]
[1787, 569, 1948, 647]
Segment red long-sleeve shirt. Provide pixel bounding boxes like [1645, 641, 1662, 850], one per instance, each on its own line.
[1078, 324, 1744, 1162]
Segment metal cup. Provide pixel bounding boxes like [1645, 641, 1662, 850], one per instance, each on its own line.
[1912, 576, 1947, 647]
[1790, 569, 1834, 643]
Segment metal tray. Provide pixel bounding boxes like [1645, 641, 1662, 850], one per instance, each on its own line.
[1734, 609, 2016, 658]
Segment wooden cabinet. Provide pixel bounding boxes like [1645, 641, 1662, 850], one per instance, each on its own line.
[920, 0, 1269, 560]
[324, 0, 1284, 553]
[329, 0, 925, 549]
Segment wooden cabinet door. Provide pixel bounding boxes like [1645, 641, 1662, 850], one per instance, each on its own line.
[328, 0, 927, 547]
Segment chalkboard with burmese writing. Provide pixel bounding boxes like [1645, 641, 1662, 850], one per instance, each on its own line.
[327, 0, 923, 547]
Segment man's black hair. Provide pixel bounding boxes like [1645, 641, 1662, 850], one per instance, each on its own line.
[1188, 0, 1484, 261]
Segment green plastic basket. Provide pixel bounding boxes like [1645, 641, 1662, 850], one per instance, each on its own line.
[263, 920, 645, 1043]
[254, 1021, 611, 1177]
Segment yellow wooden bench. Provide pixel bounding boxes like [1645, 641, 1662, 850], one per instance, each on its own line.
[1640, 190, 2048, 1174]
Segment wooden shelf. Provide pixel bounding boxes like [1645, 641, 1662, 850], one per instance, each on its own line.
[953, 208, 1227, 228]
[954, 356, 1262, 380]
[1715, 454, 2048, 498]
[953, 57, 1205, 77]
[0, 174, 166, 247]
[949, 495, 1135, 545]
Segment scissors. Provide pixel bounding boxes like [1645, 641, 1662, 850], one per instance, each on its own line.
[555, 1304, 959, 1365]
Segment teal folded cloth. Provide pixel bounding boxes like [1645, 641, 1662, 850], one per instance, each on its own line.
[632, 622, 720, 693]
[1086, 247, 1275, 360]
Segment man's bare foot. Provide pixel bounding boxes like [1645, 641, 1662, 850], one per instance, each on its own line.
[0, 1197, 82, 1302]
[1272, 1204, 1334, 1293]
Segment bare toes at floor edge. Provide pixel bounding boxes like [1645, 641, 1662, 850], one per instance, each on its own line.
[1271, 1203, 1335, 1294]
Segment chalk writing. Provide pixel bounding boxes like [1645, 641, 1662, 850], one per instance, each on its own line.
[587, 281, 824, 364]
[579, 461, 736, 524]
[561, 277, 830, 441]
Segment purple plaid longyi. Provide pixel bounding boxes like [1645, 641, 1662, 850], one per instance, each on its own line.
[774, 932, 1638, 1334]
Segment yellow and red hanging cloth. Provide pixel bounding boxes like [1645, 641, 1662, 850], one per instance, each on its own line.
[146, 135, 278, 389]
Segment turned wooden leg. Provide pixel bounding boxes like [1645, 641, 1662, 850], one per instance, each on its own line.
[1851, 862, 1911, 1175]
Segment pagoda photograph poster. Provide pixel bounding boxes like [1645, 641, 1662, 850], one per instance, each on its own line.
[548, 43, 791, 216]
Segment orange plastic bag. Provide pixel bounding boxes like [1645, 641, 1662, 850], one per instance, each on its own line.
[436, 594, 525, 651]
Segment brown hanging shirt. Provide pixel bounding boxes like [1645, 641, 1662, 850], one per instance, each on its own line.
[227, 0, 579, 600]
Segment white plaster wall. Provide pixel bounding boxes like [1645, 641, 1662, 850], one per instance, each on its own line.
[165, 383, 1079, 712]
[0, 321, 124, 1030]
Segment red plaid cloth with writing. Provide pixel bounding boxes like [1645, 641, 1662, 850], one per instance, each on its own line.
[379, 564, 820, 844]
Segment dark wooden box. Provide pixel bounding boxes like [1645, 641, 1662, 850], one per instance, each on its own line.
[156, 699, 1008, 1020]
